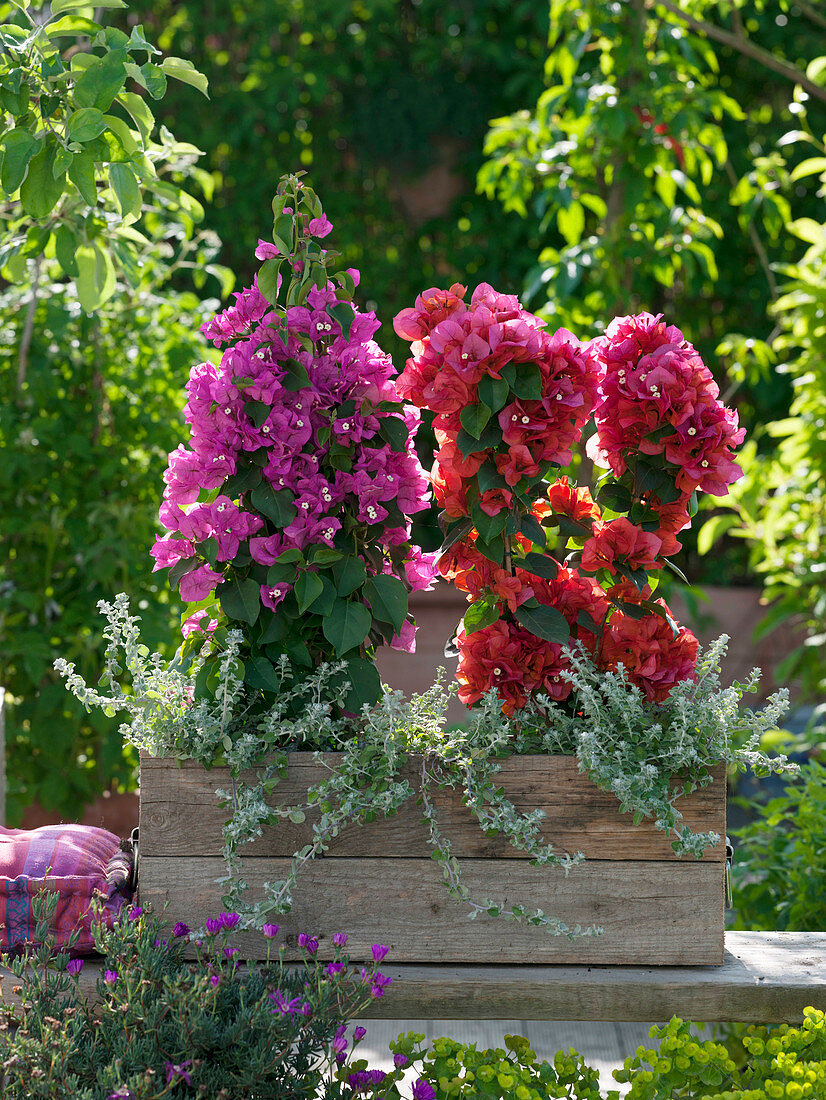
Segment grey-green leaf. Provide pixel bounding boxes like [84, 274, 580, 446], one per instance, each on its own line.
[161, 56, 209, 97]
[0, 128, 38, 194]
[66, 107, 107, 143]
[20, 141, 63, 218]
[109, 162, 141, 221]
[68, 148, 96, 205]
[73, 49, 127, 112]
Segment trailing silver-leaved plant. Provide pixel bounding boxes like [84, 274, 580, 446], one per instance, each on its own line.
[55, 596, 793, 932]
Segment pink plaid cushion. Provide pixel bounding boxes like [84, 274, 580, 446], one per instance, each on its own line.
[0, 824, 133, 954]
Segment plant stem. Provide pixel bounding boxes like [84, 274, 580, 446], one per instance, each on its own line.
[652, 0, 826, 104]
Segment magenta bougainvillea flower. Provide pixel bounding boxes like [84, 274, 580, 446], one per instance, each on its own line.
[153, 200, 437, 711]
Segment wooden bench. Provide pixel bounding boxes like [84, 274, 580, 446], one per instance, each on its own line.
[2, 932, 824, 1023]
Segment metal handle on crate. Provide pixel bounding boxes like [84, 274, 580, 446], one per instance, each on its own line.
[725, 835, 733, 909]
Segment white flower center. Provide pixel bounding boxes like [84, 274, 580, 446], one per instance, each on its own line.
[688, 427, 696, 436]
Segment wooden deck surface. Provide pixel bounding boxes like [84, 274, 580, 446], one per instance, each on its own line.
[3, 932, 822, 1023]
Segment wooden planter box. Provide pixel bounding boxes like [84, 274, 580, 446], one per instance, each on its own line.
[138, 753, 726, 966]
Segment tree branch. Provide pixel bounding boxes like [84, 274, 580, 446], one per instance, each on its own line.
[17, 256, 42, 394]
[723, 160, 777, 299]
[796, 2, 826, 32]
[652, 0, 826, 105]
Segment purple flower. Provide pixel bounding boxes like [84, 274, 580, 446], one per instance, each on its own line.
[353, 1026, 367, 1042]
[206, 918, 223, 936]
[269, 989, 303, 1016]
[297, 932, 318, 955]
[332, 931, 347, 948]
[173, 922, 190, 938]
[224, 947, 239, 959]
[219, 911, 241, 931]
[412, 1080, 437, 1100]
[262, 922, 279, 939]
[103, 969, 118, 985]
[210, 974, 220, 988]
[308, 215, 333, 239]
[347, 1069, 386, 1092]
[325, 961, 344, 978]
[66, 958, 83, 976]
[370, 972, 393, 998]
[165, 1060, 193, 1087]
[127, 907, 143, 922]
[107, 1090, 133, 1100]
[371, 944, 389, 964]
[332, 1024, 348, 1056]
[255, 238, 281, 260]
[394, 1054, 408, 1068]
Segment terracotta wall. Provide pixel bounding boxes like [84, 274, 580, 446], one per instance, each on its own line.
[19, 583, 802, 836]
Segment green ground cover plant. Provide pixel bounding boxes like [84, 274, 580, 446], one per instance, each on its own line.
[5, 902, 825, 1100]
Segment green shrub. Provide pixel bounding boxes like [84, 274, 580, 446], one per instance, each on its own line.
[729, 760, 826, 933]
[362, 1013, 826, 1099]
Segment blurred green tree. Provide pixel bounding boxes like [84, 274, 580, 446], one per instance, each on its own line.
[0, 1, 230, 822]
[479, 0, 826, 582]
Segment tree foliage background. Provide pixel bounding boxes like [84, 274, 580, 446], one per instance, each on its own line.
[2, 0, 826, 820]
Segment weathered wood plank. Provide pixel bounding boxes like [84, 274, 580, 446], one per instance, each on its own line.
[139, 754, 726, 862]
[138, 855, 725, 966]
[359, 932, 826, 1023]
[1, 933, 820, 1022]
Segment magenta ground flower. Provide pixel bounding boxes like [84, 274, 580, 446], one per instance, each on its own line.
[332, 1024, 348, 1056]
[370, 943, 389, 963]
[297, 932, 319, 954]
[205, 918, 223, 935]
[66, 958, 83, 976]
[370, 972, 392, 997]
[412, 1079, 437, 1100]
[332, 931, 347, 947]
[127, 907, 143, 921]
[172, 921, 190, 938]
[219, 911, 240, 930]
[262, 922, 279, 939]
[165, 1060, 193, 1087]
[103, 969, 118, 985]
[209, 974, 220, 987]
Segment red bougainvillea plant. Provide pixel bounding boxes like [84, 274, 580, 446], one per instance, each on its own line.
[393, 285, 744, 714]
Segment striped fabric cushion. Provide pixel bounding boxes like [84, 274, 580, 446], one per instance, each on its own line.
[0, 824, 133, 954]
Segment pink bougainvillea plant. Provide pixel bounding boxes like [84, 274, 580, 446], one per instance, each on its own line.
[394, 287, 744, 714]
[152, 173, 436, 711]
